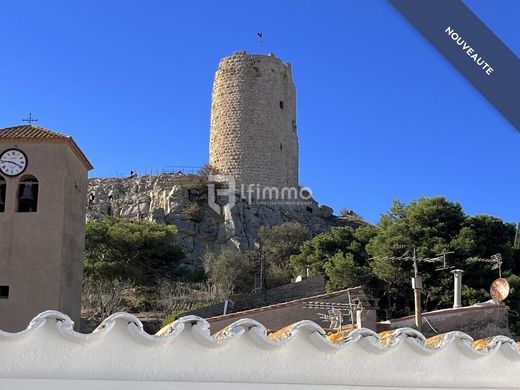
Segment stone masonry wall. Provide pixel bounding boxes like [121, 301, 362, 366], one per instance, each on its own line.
[209, 51, 298, 189]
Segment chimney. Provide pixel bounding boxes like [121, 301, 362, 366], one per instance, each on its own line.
[356, 309, 363, 329]
[451, 269, 464, 308]
[355, 308, 377, 331]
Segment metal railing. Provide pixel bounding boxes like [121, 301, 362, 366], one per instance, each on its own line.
[162, 166, 202, 175]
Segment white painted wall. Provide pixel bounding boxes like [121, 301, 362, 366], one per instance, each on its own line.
[1, 380, 516, 390]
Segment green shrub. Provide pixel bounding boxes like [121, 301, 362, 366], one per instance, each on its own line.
[180, 201, 204, 221]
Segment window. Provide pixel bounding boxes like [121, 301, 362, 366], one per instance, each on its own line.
[280, 143, 283, 152]
[279, 101, 284, 109]
[0, 176, 5, 212]
[18, 176, 38, 212]
[0, 286, 8, 299]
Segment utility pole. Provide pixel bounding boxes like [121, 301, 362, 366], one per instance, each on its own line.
[254, 241, 266, 293]
[371, 247, 450, 333]
[514, 222, 520, 250]
[410, 247, 422, 332]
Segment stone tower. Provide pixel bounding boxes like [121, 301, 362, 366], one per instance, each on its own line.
[209, 51, 298, 189]
[0, 125, 92, 331]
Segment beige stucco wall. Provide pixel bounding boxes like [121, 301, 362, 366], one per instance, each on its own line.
[383, 302, 510, 339]
[209, 51, 299, 190]
[0, 141, 88, 331]
[206, 291, 377, 334]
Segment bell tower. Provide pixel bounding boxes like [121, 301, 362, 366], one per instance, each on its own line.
[0, 124, 93, 331]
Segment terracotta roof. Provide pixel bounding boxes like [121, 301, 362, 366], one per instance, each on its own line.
[0, 124, 70, 140]
[0, 124, 93, 170]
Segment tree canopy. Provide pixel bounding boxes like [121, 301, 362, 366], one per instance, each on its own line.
[290, 196, 519, 327]
[290, 225, 377, 277]
[258, 222, 310, 288]
[85, 217, 185, 283]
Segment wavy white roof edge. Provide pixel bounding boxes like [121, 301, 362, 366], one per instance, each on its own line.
[1, 310, 520, 388]
[0, 309, 517, 354]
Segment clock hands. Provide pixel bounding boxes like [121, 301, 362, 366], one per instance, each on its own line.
[0, 159, 23, 168]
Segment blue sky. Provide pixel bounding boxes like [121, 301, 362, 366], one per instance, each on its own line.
[1, 1, 518, 224]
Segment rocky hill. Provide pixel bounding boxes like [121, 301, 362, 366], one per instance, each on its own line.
[87, 173, 363, 268]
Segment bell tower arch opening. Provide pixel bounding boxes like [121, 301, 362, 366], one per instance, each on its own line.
[17, 175, 39, 213]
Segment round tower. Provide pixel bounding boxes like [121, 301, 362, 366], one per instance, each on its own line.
[209, 51, 298, 190]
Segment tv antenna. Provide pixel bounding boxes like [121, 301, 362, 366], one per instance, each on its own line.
[305, 301, 362, 330]
[434, 251, 455, 271]
[370, 245, 453, 332]
[468, 253, 503, 277]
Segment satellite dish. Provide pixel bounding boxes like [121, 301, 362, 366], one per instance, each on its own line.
[490, 278, 510, 302]
[295, 275, 303, 283]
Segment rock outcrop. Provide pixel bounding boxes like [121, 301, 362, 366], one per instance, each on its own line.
[87, 173, 363, 268]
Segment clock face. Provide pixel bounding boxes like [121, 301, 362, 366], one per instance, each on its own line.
[0, 149, 27, 177]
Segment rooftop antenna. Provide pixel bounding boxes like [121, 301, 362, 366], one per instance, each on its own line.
[435, 251, 455, 271]
[305, 301, 362, 330]
[22, 112, 38, 125]
[469, 253, 503, 278]
[370, 245, 450, 332]
[470, 253, 510, 303]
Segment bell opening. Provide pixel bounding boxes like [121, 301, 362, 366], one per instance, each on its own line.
[17, 176, 39, 213]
